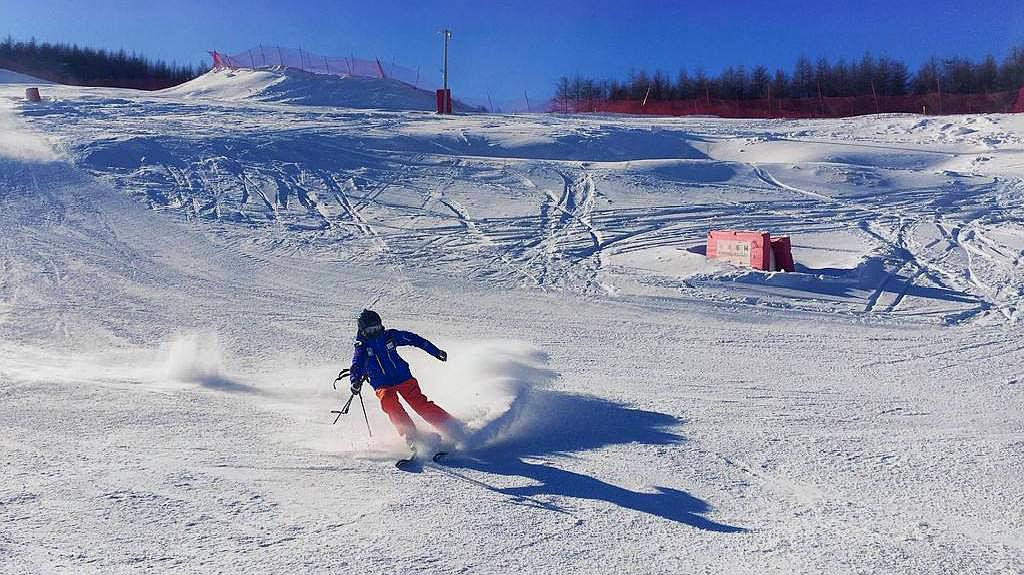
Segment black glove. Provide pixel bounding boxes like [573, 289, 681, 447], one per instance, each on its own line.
[350, 380, 363, 395]
[437, 350, 448, 362]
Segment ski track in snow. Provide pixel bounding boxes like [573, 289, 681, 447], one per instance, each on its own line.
[1, 79, 1024, 574]
[27, 89, 1023, 322]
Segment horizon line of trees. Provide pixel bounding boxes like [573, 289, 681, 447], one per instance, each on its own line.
[0, 37, 203, 89]
[555, 47, 1024, 105]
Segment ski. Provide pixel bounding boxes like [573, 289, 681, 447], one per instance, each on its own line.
[395, 457, 420, 471]
[396, 443, 420, 470]
[395, 448, 451, 471]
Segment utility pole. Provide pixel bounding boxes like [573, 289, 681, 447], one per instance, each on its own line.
[441, 28, 452, 91]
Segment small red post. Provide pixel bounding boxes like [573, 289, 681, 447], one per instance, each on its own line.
[436, 89, 452, 114]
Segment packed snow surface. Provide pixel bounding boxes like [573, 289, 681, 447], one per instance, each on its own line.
[1, 80, 1023, 574]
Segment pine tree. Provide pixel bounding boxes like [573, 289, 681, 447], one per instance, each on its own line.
[750, 65, 770, 98]
[675, 69, 693, 99]
[0, 37, 201, 88]
[554, 43, 1023, 105]
[912, 58, 941, 95]
[771, 69, 789, 98]
[977, 55, 998, 92]
[886, 58, 910, 95]
[998, 46, 1024, 91]
[695, 68, 711, 101]
[554, 76, 572, 111]
[651, 70, 670, 101]
[793, 55, 815, 98]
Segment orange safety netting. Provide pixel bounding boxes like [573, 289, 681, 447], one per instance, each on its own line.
[210, 46, 431, 90]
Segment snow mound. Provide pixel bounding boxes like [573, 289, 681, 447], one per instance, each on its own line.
[0, 68, 52, 84]
[162, 67, 467, 111]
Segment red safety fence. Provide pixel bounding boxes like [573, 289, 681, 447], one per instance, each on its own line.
[210, 46, 433, 90]
[559, 88, 1024, 118]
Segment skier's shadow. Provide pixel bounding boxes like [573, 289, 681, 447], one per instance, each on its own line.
[446, 390, 745, 533]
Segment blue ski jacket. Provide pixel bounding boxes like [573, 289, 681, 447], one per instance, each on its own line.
[349, 329, 444, 390]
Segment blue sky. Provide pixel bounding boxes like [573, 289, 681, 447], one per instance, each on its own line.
[6, 0, 1024, 101]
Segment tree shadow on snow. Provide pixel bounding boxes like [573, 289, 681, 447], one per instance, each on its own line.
[447, 390, 745, 533]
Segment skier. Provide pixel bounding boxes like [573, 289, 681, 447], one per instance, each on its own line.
[349, 309, 465, 451]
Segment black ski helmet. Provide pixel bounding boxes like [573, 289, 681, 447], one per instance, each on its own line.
[357, 309, 383, 338]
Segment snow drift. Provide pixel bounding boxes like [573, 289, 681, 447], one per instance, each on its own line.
[161, 67, 474, 111]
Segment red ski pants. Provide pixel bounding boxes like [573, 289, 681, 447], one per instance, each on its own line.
[375, 378, 455, 439]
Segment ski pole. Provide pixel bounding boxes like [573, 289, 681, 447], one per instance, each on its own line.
[357, 392, 373, 438]
[331, 393, 356, 424]
[330, 368, 354, 424]
[329, 369, 372, 438]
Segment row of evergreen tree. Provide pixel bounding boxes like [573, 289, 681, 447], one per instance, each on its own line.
[556, 47, 1024, 104]
[0, 37, 202, 89]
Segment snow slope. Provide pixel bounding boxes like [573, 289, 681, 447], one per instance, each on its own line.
[1, 83, 1023, 574]
[39, 90, 1024, 324]
[0, 68, 51, 84]
[162, 67, 476, 111]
